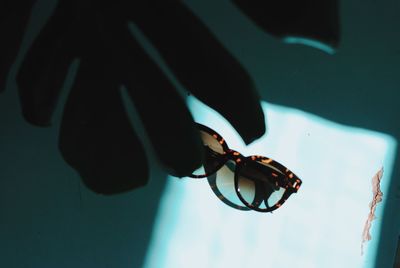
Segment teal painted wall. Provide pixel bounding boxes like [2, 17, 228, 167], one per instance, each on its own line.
[185, 1, 400, 266]
[1, 0, 399, 267]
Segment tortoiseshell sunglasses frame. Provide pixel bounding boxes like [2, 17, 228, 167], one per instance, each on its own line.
[189, 123, 302, 213]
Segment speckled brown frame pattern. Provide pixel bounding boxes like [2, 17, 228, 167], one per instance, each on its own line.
[189, 123, 302, 213]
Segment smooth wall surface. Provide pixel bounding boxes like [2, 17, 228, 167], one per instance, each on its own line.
[1, 0, 399, 267]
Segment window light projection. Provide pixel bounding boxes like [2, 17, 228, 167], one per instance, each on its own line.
[283, 37, 335, 55]
[143, 96, 397, 268]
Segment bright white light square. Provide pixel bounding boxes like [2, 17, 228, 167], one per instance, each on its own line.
[144, 97, 397, 268]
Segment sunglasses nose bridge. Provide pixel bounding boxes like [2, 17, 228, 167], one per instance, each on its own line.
[226, 149, 244, 164]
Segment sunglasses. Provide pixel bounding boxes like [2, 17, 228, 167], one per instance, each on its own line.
[189, 123, 302, 213]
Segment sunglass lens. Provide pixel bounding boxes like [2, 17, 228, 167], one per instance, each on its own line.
[208, 159, 250, 210]
[236, 160, 286, 211]
[191, 130, 225, 177]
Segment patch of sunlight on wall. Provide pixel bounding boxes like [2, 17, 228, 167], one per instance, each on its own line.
[143, 97, 397, 268]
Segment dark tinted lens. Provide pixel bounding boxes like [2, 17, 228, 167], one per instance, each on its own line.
[236, 160, 286, 210]
[191, 130, 225, 177]
[200, 130, 224, 154]
[208, 159, 250, 210]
